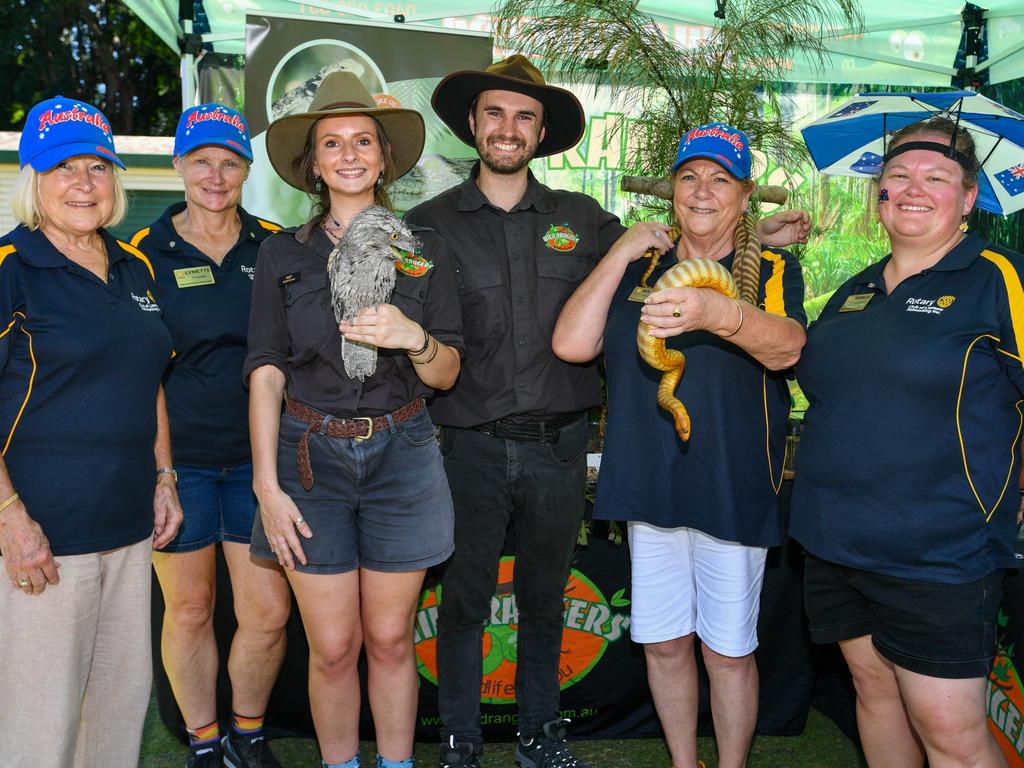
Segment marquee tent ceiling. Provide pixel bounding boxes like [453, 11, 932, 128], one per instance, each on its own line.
[126, 0, 1024, 86]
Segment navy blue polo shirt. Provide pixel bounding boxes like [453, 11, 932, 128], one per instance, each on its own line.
[594, 247, 805, 547]
[0, 225, 174, 556]
[791, 234, 1024, 583]
[130, 203, 280, 466]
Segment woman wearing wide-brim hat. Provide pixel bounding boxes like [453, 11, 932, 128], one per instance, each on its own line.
[244, 71, 464, 768]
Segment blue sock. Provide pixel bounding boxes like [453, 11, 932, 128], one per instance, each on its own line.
[376, 757, 414, 768]
[322, 755, 360, 768]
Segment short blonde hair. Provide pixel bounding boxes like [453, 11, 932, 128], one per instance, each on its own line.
[11, 160, 128, 231]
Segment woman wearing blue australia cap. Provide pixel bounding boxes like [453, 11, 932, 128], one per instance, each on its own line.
[554, 122, 806, 768]
[0, 96, 182, 767]
[130, 105, 292, 768]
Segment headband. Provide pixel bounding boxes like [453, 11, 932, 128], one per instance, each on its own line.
[882, 140, 976, 172]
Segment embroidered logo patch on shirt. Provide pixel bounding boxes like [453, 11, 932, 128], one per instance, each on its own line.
[906, 296, 955, 315]
[394, 249, 433, 277]
[131, 290, 161, 312]
[542, 224, 580, 252]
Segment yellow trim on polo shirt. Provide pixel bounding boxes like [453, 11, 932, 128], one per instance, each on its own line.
[257, 219, 281, 232]
[3, 312, 36, 456]
[116, 240, 155, 281]
[129, 227, 151, 249]
[980, 249, 1024, 364]
[762, 369, 785, 495]
[0, 244, 15, 269]
[761, 250, 787, 317]
[956, 333, 1022, 522]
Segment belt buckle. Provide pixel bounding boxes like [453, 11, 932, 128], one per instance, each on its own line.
[353, 417, 374, 442]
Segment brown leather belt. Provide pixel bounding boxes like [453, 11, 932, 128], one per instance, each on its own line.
[286, 398, 425, 491]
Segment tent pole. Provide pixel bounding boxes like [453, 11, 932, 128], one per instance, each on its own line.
[179, 0, 197, 109]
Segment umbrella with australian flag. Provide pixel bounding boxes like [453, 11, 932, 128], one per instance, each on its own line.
[800, 91, 1024, 216]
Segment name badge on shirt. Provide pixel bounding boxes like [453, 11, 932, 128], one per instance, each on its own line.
[839, 293, 873, 312]
[627, 286, 652, 302]
[173, 266, 215, 288]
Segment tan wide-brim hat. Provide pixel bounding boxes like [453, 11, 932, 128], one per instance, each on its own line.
[265, 71, 425, 192]
[432, 54, 585, 158]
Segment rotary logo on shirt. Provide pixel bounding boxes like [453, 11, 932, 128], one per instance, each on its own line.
[131, 289, 161, 312]
[394, 248, 432, 277]
[905, 295, 955, 315]
[542, 224, 580, 252]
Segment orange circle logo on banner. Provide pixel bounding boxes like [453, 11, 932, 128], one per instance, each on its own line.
[414, 556, 631, 704]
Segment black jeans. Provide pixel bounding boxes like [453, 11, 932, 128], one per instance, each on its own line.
[436, 418, 587, 745]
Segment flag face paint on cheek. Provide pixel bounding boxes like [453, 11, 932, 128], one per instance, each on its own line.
[878, 188, 889, 203]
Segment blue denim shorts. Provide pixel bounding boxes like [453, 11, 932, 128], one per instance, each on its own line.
[250, 407, 454, 575]
[162, 461, 258, 553]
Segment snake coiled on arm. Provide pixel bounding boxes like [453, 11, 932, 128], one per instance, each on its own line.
[636, 258, 738, 442]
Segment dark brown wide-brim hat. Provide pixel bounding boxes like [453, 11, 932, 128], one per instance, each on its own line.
[432, 54, 585, 158]
[266, 71, 425, 192]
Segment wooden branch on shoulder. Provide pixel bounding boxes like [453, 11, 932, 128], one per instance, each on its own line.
[621, 176, 789, 205]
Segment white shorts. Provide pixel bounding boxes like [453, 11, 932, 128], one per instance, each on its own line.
[627, 521, 767, 656]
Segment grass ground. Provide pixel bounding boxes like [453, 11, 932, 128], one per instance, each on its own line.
[139, 697, 866, 768]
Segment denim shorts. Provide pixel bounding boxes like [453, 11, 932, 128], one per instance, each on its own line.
[804, 554, 1003, 679]
[162, 461, 258, 553]
[250, 407, 454, 575]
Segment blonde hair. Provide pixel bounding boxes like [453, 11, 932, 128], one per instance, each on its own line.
[11, 161, 128, 231]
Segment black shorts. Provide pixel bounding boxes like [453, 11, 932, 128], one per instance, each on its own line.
[803, 554, 1004, 679]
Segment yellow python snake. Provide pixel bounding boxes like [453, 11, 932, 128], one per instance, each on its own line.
[636, 258, 738, 442]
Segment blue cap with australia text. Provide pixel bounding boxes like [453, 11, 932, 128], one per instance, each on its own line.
[174, 104, 253, 161]
[671, 122, 751, 180]
[19, 96, 125, 171]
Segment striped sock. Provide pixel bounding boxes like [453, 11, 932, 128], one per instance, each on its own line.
[187, 720, 220, 747]
[232, 712, 265, 735]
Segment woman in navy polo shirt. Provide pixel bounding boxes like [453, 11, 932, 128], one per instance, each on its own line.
[791, 117, 1023, 767]
[246, 72, 463, 768]
[131, 105, 292, 768]
[0, 97, 181, 767]
[553, 123, 806, 768]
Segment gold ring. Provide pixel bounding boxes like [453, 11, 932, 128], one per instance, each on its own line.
[17, 578, 29, 588]
[672, 304, 681, 318]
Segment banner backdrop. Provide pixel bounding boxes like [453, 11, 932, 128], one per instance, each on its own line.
[243, 13, 491, 223]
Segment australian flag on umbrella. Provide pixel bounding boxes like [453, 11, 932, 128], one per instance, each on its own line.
[828, 100, 877, 119]
[995, 164, 1024, 197]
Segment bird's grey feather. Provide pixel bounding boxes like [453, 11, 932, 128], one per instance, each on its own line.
[327, 205, 420, 381]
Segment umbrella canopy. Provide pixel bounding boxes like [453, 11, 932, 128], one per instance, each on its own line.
[800, 91, 1024, 215]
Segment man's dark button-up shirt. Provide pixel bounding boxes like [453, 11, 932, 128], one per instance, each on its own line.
[405, 164, 625, 427]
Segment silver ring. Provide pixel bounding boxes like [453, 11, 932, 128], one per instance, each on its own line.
[294, 515, 305, 527]
[17, 578, 30, 588]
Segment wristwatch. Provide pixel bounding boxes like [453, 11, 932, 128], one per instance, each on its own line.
[156, 466, 178, 483]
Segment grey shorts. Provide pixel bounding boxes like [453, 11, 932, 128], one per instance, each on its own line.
[250, 407, 454, 574]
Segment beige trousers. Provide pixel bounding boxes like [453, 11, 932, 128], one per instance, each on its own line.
[0, 537, 153, 768]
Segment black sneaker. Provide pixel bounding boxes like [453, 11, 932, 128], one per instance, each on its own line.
[514, 719, 593, 768]
[439, 735, 481, 767]
[185, 742, 222, 768]
[222, 730, 284, 768]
